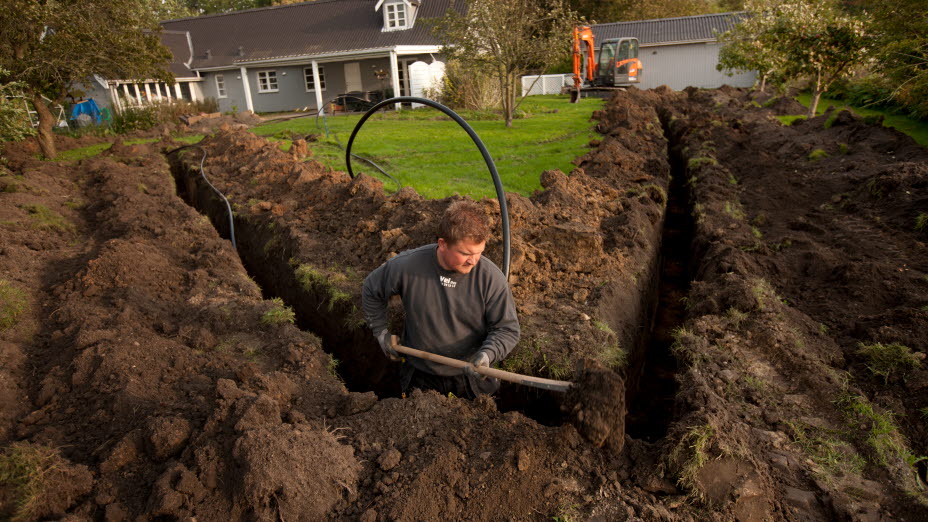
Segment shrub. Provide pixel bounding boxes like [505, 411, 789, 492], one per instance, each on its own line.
[110, 105, 160, 134]
[0, 73, 36, 142]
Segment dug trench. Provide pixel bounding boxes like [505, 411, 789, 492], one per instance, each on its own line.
[167, 99, 689, 438]
[7, 87, 928, 519]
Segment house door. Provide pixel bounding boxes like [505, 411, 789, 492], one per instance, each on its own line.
[344, 62, 362, 92]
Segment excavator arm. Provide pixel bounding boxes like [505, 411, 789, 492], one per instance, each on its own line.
[571, 25, 596, 103]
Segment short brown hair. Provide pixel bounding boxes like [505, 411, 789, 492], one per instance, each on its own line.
[437, 200, 490, 244]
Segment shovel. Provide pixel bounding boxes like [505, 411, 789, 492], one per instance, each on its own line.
[390, 335, 572, 393]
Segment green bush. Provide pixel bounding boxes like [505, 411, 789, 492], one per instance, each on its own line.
[0, 72, 36, 142]
[110, 105, 160, 134]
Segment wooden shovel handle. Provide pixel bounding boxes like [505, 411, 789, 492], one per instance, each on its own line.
[390, 336, 572, 393]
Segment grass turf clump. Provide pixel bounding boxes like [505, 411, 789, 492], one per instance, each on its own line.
[915, 213, 928, 232]
[260, 297, 295, 327]
[0, 443, 61, 520]
[667, 422, 715, 496]
[808, 148, 829, 162]
[856, 342, 921, 384]
[20, 204, 74, 233]
[0, 280, 28, 330]
[686, 156, 718, 171]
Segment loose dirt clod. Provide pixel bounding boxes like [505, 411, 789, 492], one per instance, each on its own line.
[563, 360, 626, 454]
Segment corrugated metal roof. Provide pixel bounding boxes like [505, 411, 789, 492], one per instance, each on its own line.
[592, 12, 747, 46]
[161, 0, 461, 70]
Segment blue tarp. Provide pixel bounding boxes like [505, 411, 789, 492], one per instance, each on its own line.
[70, 98, 102, 124]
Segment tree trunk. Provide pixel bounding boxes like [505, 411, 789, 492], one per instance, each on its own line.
[807, 70, 823, 119]
[759, 74, 767, 94]
[503, 77, 514, 128]
[31, 93, 57, 159]
[808, 89, 823, 120]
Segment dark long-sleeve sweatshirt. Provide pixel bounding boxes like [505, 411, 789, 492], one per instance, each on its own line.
[361, 243, 520, 377]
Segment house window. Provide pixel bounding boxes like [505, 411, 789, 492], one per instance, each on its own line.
[257, 70, 278, 93]
[385, 3, 407, 30]
[215, 74, 227, 98]
[304, 66, 326, 91]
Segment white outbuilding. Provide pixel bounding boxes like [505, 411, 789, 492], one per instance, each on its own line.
[592, 12, 756, 91]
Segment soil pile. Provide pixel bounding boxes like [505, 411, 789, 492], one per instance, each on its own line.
[3, 86, 928, 520]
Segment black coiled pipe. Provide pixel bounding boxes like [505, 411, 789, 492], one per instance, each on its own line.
[344, 97, 511, 279]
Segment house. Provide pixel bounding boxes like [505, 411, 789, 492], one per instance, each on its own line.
[82, 30, 204, 112]
[592, 12, 756, 91]
[88, 0, 459, 115]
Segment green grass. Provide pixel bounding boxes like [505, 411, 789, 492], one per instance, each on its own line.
[796, 93, 928, 148]
[776, 115, 807, 125]
[836, 393, 909, 467]
[916, 213, 928, 232]
[54, 137, 163, 162]
[686, 156, 717, 170]
[856, 342, 921, 384]
[252, 95, 604, 199]
[0, 280, 28, 330]
[808, 149, 829, 161]
[785, 420, 866, 477]
[669, 423, 715, 494]
[260, 297, 295, 327]
[0, 443, 61, 521]
[20, 204, 73, 233]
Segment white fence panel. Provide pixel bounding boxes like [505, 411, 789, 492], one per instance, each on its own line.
[521, 74, 572, 96]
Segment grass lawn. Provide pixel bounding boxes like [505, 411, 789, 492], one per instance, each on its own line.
[251, 95, 604, 199]
[792, 93, 928, 148]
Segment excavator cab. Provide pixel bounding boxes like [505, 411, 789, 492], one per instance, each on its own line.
[570, 27, 642, 102]
[595, 37, 641, 86]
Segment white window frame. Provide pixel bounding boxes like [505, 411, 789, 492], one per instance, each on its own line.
[257, 70, 279, 93]
[385, 3, 407, 30]
[215, 74, 227, 98]
[304, 66, 326, 92]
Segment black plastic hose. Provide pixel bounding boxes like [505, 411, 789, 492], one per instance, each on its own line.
[344, 96, 511, 279]
[165, 144, 237, 249]
[312, 95, 402, 191]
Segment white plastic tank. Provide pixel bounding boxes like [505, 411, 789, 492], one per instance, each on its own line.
[408, 60, 445, 107]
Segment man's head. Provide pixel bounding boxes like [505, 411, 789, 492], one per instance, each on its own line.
[436, 201, 490, 274]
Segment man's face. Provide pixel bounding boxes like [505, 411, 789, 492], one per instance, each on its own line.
[437, 238, 485, 274]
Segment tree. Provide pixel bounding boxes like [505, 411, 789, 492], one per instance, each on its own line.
[433, 0, 579, 128]
[150, 0, 197, 20]
[716, 0, 869, 117]
[866, 0, 928, 118]
[717, 5, 789, 93]
[0, 0, 173, 158]
[0, 72, 35, 142]
[568, 0, 743, 23]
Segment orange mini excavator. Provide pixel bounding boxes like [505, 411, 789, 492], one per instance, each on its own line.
[570, 25, 642, 102]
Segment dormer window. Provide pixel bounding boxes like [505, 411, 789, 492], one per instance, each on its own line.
[385, 2, 407, 30]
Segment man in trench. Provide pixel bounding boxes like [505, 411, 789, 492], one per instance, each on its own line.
[361, 200, 520, 398]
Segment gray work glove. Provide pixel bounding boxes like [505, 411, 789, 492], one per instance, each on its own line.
[376, 330, 400, 362]
[465, 350, 490, 380]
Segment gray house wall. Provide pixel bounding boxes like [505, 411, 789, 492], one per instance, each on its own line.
[203, 54, 435, 114]
[639, 41, 755, 90]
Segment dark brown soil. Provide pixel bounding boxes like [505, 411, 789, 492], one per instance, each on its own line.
[2, 86, 927, 520]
